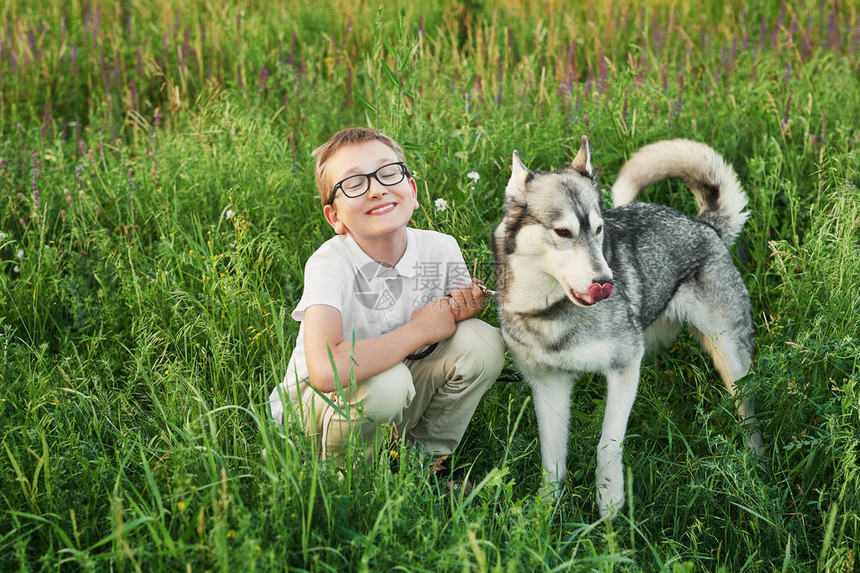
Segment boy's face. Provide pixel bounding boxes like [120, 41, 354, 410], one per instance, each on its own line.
[323, 140, 419, 242]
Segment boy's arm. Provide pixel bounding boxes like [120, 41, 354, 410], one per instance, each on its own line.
[303, 298, 460, 393]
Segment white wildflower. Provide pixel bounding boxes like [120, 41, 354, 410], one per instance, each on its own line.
[17, 249, 24, 260]
[225, 208, 235, 220]
[434, 198, 448, 211]
[466, 171, 480, 183]
[13, 265, 19, 273]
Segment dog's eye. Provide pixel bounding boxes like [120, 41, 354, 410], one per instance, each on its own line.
[595, 225, 603, 235]
[554, 228, 572, 238]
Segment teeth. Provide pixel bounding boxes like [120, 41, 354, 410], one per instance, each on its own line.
[369, 203, 395, 214]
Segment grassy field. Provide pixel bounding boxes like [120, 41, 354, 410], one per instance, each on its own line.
[1, 0, 858, 570]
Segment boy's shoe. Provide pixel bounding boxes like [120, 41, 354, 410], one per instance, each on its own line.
[429, 455, 473, 496]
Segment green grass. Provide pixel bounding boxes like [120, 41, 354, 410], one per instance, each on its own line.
[1, 0, 859, 570]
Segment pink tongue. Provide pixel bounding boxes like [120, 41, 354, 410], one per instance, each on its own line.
[588, 283, 613, 302]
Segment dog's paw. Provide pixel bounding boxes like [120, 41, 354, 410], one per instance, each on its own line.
[539, 479, 563, 502]
[747, 430, 764, 453]
[596, 481, 625, 519]
[597, 493, 625, 519]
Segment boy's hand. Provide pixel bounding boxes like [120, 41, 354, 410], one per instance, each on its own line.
[410, 297, 457, 345]
[448, 279, 486, 322]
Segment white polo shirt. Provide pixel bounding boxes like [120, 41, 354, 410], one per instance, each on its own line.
[269, 227, 471, 423]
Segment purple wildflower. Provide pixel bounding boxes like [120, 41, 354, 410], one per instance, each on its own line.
[343, 15, 351, 50]
[674, 74, 684, 119]
[182, 28, 191, 62]
[289, 33, 296, 67]
[30, 150, 40, 208]
[821, 108, 827, 139]
[598, 50, 607, 89]
[235, 12, 241, 48]
[772, 3, 786, 47]
[825, 5, 839, 50]
[853, 16, 860, 57]
[345, 66, 352, 107]
[41, 104, 51, 138]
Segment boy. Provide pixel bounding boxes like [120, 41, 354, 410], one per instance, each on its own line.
[269, 127, 505, 462]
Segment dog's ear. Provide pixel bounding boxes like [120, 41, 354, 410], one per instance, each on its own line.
[569, 136, 594, 179]
[506, 150, 532, 199]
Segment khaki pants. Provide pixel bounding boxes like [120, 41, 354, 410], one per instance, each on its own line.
[291, 319, 505, 459]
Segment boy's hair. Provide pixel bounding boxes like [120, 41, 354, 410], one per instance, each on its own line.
[312, 127, 408, 204]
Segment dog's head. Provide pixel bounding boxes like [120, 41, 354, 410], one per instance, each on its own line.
[494, 136, 613, 307]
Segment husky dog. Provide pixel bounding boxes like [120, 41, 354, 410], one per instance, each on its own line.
[492, 137, 763, 518]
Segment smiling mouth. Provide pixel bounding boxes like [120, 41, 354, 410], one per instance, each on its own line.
[367, 203, 397, 215]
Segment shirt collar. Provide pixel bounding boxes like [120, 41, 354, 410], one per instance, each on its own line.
[394, 228, 418, 278]
[344, 229, 418, 279]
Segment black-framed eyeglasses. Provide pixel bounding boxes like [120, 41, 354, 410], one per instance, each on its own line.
[327, 162, 410, 205]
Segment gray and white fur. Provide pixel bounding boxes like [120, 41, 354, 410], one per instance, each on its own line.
[492, 137, 763, 518]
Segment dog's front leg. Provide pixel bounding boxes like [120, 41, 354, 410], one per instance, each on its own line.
[596, 355, 642, 518]
[529, 371, 574, 498]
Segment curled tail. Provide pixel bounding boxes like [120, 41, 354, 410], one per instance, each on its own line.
[612, 139, 749, 246]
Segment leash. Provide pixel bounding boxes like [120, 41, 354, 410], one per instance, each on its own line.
[475, 282, 522, 382]
[406, 281, 498, 361]
[476, 283, 497, 297]
[405, 343, 439, 361]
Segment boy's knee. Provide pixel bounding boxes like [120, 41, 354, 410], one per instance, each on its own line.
[360, 363, 415, 423]
[450, 319, 506, 381]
